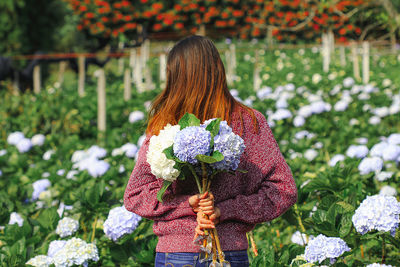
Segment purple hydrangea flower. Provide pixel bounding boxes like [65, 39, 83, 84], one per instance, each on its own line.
[173, 126, 211, 164]
[304, 234, 350, 264]
[202, 120, 245, 171]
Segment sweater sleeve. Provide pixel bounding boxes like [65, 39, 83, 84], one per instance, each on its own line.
[123, 136, 196, 221]
[216, 111, 297, 225]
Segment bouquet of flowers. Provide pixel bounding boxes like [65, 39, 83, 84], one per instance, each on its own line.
[147, 113, 246, 267]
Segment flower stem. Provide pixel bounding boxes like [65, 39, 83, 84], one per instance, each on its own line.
[91, 215, 98, 243]
[188, 164, 203, 193]
[382, 235, 386, 264]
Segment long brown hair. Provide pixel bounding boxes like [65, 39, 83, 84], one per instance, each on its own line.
[147, 35, 257, 135]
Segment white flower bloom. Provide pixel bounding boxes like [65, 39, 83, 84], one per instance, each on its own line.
[379, 185, 397, 197]
[355, 137, 368, 145]
[0, 170, 2, 177]
[334, 100, 349, 112]
[32, 179, 51, 201]
[382, 144, 400, 161]
[9, 212, 24, 226]
[47, 240, 67, 257]
[7, 131, 25, 145]
[121, 143, 138, 158]
[230, 89, 239, 97]
[370, 142, 389, 158]
[71, 150, 88, 163]
[56, 169, 65, 176]
[73, 157, 110, 178]
[350, 118, 359, 126]
[343, 77, 355, 87]
[271, 109, 292, 121]
[304, 149, 318, 161]
[330, 85, 342, 95]
[31, 134, 45, 146]
[293, 116, 305, 127]
[0, 149, 6, 156]
[312, 73, 322, 84]
[87, 145, 107, 159]
[276, 98, 288, 109]
[55, 217, 79, 238]
[119, 165, 125, 173]
[52, 237, 99, 266]
[103, 206, 142, 241]
[26, 255, 54, 267]
[295, 130, 311, 139]
[382, 78, 392, 87]
[291, 231, 312, 246]
[147, 124, 181, 181]
[256, 86, 272, 100]
[387, 133, 400, 145]
[111, 147, 124, 157]
[310, 101, 329, 114]
[129, 110, 145, 123]
[43, 150, 55, 161]
[375, 171, 394, 182]
[42, 172, 50, 178]
[369, 116, 381, 125]
[66, 170, 78, 180]
[329, 154, 345, 167]
[16, 138, 33, 153]
[137, 134, 147, 147]
[358, 157, 383, 175]
[298, 105, 313, 118]
[366, 264, 393, 267]
[373, 107, 390, 118]
[57, 202, 73, 218]
[346, 145, 369, 159]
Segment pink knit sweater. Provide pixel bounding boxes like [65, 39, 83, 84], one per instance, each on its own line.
[123, 107, 297, 252]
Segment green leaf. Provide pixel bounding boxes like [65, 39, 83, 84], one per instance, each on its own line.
[336, 201, 355, 213]
[157, 180, 172, 202]
[178, 113, 200, 129]
[162, 146, 174, 160]
[338, 213, 353, 238]
[235, 168, 248, 173]
[36, 207, 59, 230]
[196, 151, 224, 164]
[205, 118, 221, 137]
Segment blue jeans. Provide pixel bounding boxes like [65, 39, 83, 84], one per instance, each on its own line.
[155, 250, 249, 267]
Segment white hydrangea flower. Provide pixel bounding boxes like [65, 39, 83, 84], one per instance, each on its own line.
[66, 170, 78, 180]
[0, 149, 6, 156]
[26, 255, 54, 267]
[129, 110, 145, 123]
[312, 73, 322, 84]
[43, 150, 55, 161]
[291, 231, 313, 246]
[111, 147, 124, 157]
[293, 116, 305, 127]
[32, 179, 51, 201]
[334, 100, 349, 112]
[370, 142, 389, 158]
[47, 240, 67, 257]
[16, 138, 33, 153]
[7, 131, 25, 145]
[304, 149, 318, 161]
[369, 116, 381, 125]
[366, 263, 393, 267]
[56, 169, 65, 176]
[379, 185, 397, 197]
[355, 137, 368, 145]
[346, 145, 368, 159]
[271, 109, 292, 121]
[387, 133, 400, 145]
[352, 195, 400, 236]
[329, 154, 345, 167]
[87, 145, 107, 159]
[382, 144, 400, 161]
[103, 206, 142, 241]
[119, 165, 125, 173]
[52, 237, 99, 267]
[358, 157, 383, 175]
[137, 134, 147, 147]
[343, 77, 355, 87]
[31, 134, 45, 146]
[147, 124, 181, 181]
[121, 143, 138, 158]
[72, 157, 110, 178]
[375, 171, 394, 182]
[55, 217, 79, 238]
[9, 212, 24, 226]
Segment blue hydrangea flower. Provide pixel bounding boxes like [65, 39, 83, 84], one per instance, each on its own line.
[173, 126, 211, 164]
[352, 195, 400, 236]
[202, 119, 245, 171]
[304, 234, 350, 264]
[103, 206, 142, 241]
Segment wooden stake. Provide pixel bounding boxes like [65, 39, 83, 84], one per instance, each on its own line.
[95, 69, 106, 140]
[362, 41, 370, 84]
[351, 42, 361, 81]
[322, 33, 330, 73]
[118, 42, 124, 75]
[78, 56, 85, 97]
[123, 68, 131, 101]
[57, 61, 67, 86]
[159, 53, 166, 82]
[33, 65, 41, 94]
[12, 71, 20, 95]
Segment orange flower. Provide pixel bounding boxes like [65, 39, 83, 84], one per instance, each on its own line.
[175, 22, 184, 29]
[77, 24, 83, 30]
[338, 28, 346, 35]
[86, 12, 95, 19]
[153, 23, 163, 31]
[79, 5, 87, 12]
[101, 17, 109, 22]
[152, 3, 163, 10]
[355, 27, 361, 34]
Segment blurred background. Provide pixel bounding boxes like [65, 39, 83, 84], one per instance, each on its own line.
[1, 1, 400, 267]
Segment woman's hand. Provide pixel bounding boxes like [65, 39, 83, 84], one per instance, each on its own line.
[188, 192, 209, 213]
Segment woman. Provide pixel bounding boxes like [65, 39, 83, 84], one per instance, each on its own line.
[124, 35, 297, 267]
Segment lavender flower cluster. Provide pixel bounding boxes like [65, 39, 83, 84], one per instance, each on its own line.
[103, 206, 142, 241]
[173, 126, 211, 164]
[352, 194, 400, 236]
[206, 120, 245, 171]
[304, 234, 350, 264]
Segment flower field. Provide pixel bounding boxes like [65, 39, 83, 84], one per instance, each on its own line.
[1, 42, 400, 266]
